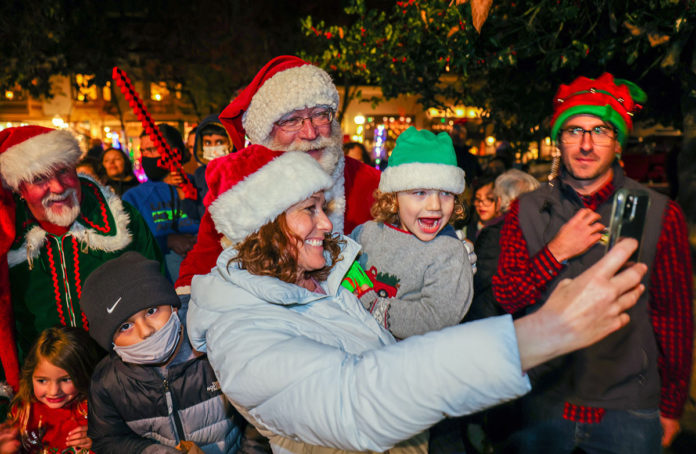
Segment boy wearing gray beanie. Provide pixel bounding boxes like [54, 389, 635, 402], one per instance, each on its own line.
[80, 251, 243, 454]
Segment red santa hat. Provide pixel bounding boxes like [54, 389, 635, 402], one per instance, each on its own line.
[219, 56, 340, 150]
[0, 126, 82, 191]
[205, 144, 333, 244]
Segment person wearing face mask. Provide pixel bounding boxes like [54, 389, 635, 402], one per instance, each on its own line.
[0, 126, 162, 394]
[122, 126, 199, 282]
[80, 251, 244, 454]
[181, 114, 235, 222]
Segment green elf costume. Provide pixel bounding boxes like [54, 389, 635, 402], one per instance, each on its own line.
[0, 126, 162, 392]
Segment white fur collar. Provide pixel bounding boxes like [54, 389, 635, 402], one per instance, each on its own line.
[8, 179, 133, 268]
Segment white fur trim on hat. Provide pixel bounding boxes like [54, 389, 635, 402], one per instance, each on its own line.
[243, 65, 339, 144]
[378, 162, 466, 194]
[208, 152, 333, 243]
[0, 129, 81, 190]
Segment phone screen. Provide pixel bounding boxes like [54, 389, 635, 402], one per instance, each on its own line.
[605, 189, 650, 263]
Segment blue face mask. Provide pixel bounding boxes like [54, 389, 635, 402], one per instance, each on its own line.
[113, 311, 182, 365]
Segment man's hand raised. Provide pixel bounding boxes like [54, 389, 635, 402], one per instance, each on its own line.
[547, 208, 605, 263]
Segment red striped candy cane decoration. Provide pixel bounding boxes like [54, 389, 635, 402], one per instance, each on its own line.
[112, 67, 197, 199]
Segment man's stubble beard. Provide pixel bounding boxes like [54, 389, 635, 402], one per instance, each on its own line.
[561, 151, 615, 183]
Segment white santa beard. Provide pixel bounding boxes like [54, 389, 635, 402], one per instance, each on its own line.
[262, 121, 343, 174]
[260, 124, 345, 233]
[41, 190, 80, 226]
[45, 205, 80, 226]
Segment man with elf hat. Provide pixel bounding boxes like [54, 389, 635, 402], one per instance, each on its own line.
[0, 125, 162, 392]
[175, 55, 381, 291]
[493, 73, 692, 451]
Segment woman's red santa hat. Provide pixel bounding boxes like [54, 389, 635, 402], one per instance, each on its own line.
[219, 56, 339, 150]
[205, 144, 333, 244]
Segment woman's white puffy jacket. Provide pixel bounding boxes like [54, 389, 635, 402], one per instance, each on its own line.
[187, 236, 530, 453]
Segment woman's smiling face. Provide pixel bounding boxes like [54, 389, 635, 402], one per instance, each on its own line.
[285, 191, 333, 275]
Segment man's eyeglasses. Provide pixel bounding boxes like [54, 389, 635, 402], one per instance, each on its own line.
[275, 110, 334, 132]
[559, 126, 616, 146]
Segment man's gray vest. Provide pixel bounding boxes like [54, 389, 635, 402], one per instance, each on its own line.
[516, 164, 667, 409]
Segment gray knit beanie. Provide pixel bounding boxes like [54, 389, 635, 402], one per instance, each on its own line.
[80, 252, 180, 351]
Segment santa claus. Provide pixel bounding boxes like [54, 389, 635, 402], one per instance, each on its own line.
[176, 56, 381, 291]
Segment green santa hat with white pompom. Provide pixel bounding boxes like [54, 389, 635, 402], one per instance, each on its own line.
[378, 126, 466, 195]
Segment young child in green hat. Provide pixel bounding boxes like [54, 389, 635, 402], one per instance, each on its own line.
[350, 126, 473, 339]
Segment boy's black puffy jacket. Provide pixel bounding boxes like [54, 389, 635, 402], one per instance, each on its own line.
[88, 339, 244, 454]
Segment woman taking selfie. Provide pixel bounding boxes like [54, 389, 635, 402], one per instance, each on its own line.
[187, 145, 646, 454]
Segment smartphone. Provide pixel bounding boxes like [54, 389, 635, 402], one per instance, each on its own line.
[605, 188, 650, 263]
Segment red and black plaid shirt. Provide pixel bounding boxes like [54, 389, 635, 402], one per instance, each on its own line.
[492, 178, 693, 423]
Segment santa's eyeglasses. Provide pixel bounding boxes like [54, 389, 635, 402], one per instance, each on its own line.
[275, 109, 334, 132]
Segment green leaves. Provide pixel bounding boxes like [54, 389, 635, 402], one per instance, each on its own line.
[302, 0, 696, 143]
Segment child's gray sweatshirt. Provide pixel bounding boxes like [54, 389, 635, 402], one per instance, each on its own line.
[350, 221, 473, 339]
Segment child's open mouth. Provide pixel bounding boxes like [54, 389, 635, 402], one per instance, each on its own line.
[417, 217, 441, 234]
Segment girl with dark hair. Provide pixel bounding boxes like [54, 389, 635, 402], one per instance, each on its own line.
[2, 327, 101, 453]
[464, 175, 500, 241]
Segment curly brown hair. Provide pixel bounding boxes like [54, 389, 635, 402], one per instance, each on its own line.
[370, 190, 466, 227]
[230, 213, 345, 284]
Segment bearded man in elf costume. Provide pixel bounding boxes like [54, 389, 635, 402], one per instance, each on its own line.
[0, 126, 162, 392]
[175, 55, 382, 291]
